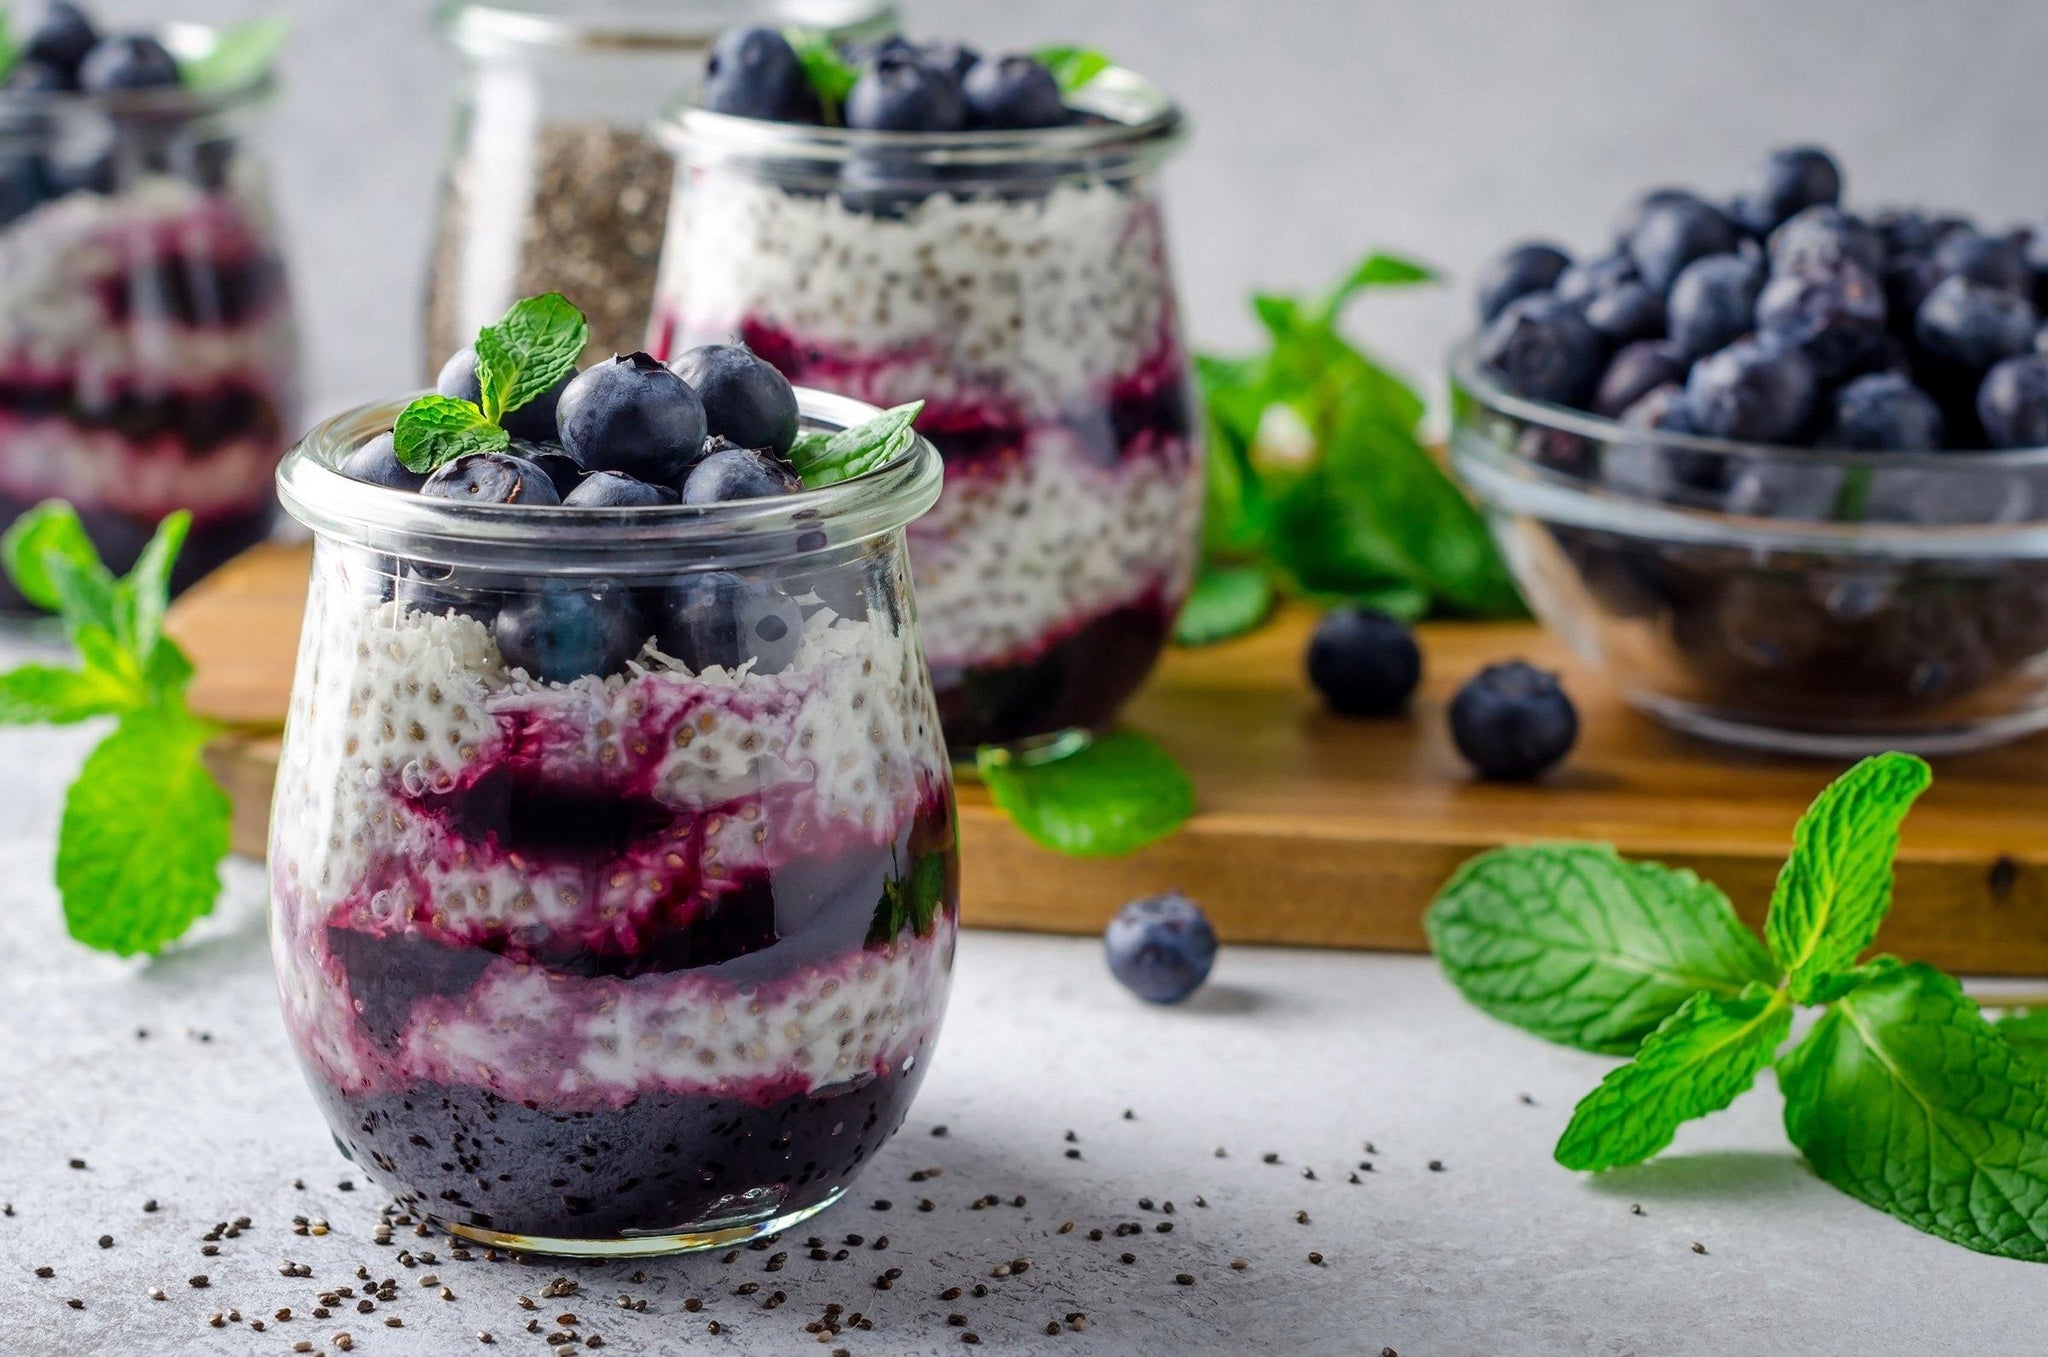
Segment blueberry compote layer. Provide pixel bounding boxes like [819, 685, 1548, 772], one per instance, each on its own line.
[650, 173, 1202, 751]
[271, 554, 957, 1241]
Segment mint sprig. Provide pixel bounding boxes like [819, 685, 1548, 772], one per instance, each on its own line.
[1172, 565, 1274, 647]
[1032, 45, 1112, 94]
[397, 294, 587, 475]
[786, 401, 924, 488]
[977, 731, 1192, 858]
[868, 851, 948, 946]
[0, 12, 18, 85]
[179, 15, 290, 92]
[1429, 751, 2048, 1263]
[0, 502, 233, 957]
[784, 28, 860, 123]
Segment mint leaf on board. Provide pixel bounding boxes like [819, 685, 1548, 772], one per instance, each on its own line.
[1779, 962, 2048, 1262]
[1173, 565, 1274, 646]
[1764, 752, 1932, 1002]
[784, 28, 860, 121]
[472, 292, 587, 424]
[0, 665, 136, 726]
[977, 731, 1194, 858]
[178, 15, 289, 92]
[393, 395, 510, 474]
[56, 705, 231, 957]
[3, 500, 117, 622]
[787, 401, 924, 487]
[1555, 983, 1792, 1170]
[1995, 1008, 2048, 1058]
[1033, 45, 1113, 94]
[1425, 844, 1779, 1056]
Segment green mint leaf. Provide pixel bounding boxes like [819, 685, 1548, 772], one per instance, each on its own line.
[868, 850, 950, 946]
[1173, 565, 1273, 646]
[1555, 983, 1791, 1170]
[1764, 752, 1932, 1002]
[1321, 252, 1437, 313]
[977, 731, 1193, 858]
[2, 500, 116, 623]
[113, 511, 190, 668]
[787, 401, 924, 488]
[178, 15, 289, 91]
[472, 293, 587, 424]
[1425, 844, 1779, 1056]
[1779, 962, 2048, 1262]
[1995, 1008, 2048, 1059]
[0, 13, 17, 85]
[43, 551, 123, 644]
[56, 705, 232, 956]
[0, 664, 137, 725]
[1032, 45, 1112, 94]
[785, 28, 860, 120]
[393, 396, 509, 474]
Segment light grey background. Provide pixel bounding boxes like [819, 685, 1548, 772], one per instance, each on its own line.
[83, 0, 2048, 420]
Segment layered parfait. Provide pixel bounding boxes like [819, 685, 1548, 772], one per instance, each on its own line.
[650, 28, 1201, 752]
[0, 3, 296, 608]
[271, 296, 956, 1251]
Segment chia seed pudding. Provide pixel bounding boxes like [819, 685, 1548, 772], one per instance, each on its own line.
[271, 366, 956, 1254]
[0, 12, 297, 609]
[649, 34, 1200, 752]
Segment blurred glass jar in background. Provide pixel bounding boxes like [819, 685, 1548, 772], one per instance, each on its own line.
[426, 0, 894, 374]
[0, 23, 298, 610]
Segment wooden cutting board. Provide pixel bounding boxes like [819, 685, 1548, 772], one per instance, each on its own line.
[166, 543, 2048, 976]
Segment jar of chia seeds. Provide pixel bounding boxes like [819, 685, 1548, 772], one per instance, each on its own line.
[270, 387, 956, 1255]
[649, 66, 1202, 755]
[0, 22, 298, 611]
[426, 0, 896, 375]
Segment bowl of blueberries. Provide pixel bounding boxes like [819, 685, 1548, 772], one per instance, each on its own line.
[1451, 144, 2048, 755]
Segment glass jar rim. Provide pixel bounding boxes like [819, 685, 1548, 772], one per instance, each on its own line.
[438, 0, 895, 56]
[0, 22, 276, 120]
[278, 386, 943, 573]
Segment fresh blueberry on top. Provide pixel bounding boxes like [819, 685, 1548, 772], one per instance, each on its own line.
[1733, 146, 1842, 236]
[556, 352, 708, 485]
[1477, 292, 1605, 409]
[494, 582, 645, 683]
[681, 444, 803, 504]
[1932, 229, 2032, 298]
[435, 345, 576, 444]
[1553, 252, 1635, 303]
[667, 343, 799, 456]
[844, 50, 967, 132]
[0, 156, 50, 228]
[1305, 607, 1422, 717]
[1611, 187, 1708, 250]
[1593, 340, 1689, 419]
[1881, 252, 1944, 336]
[1626, 196, 1739, 293]
[701, 26, 821, 123]
[1768, 206, 1884, 278]
[961, 53, 1065, 130]
[1618, 382, 1699, 434]
[24, 3, 97, 82]
[1873, 209, 1942, 258]
[1476, 242, 1571, 322]
[1977, 354, 2048, 449]
[4, 59, 71, 92]
[339, 432, 427, 491]
[1581, 280, 1666, 346]
[1103, 892, 1217, 1005]
[1666, 252, 1763, 358]
[77, 35, 181, 92]
[518, 446, 588, 500]
[919, 41, 982, 82]
[563, 470, 675, 507]
[1915, 275, 2038, 371]
[419, 451, 563, 506]
[1823, 371, 1945, 451]
[651, 571, 803, 675]
[1755, 261, 1888, 380]
[1685, 336, 1818, 444]
[1448, 662, 1578, 781]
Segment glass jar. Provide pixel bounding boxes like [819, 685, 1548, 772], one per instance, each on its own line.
[270, 389, 957, 1255]
[649, 67, 1202, 755]
[0, 23, 298, 611]
[426, 0, 895, 374]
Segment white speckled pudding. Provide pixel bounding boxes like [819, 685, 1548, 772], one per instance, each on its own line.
[269, 396, 957, 1255]
[651, 77, 1199, 751]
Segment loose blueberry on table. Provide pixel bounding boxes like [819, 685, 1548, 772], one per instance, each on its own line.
[1306, 607, 1423, 717]
[1449, 662, 1580, 781]
[1104, 893, 1218, 1004]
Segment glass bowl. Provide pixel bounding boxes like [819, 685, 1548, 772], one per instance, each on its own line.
[1450, 342, 2048, 755]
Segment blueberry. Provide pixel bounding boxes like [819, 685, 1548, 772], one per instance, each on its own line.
[1627, 196, 1739, 294]
[1305, 607, 1421, 716]
[1476, 241, 1571, 322]
[1823, 371, 1946, 451]
[520, 447, 588, 500]
[961, 54, 1065, 130]
[1666, 252, 1763, 358]
[919, 41, 982, 82]
[1581, 280, 1666, 346]
[1881, 253, 1943, 336]
[434, 345, 576, 444]
[1448, 661, 1578, 781]
[1593, 340, 1689, 419]
[563, 470, 674, 507]
[1685, 336, 1818, 443]
[1732, 146, 1842, 236]
[338, 432, 427, 491]
[419, 451, 562, 506]
[667, 343, 799, 456]
[1916, 275, 2037, 371]
[556, 352, 707, 485]
[844, 51, 967, 132]
[1553, 252, 1635, 304]
[1933, 230, 2031, 297]
[1755, 261, 1887, 381]
[24, 3, 96, 81]
[1768, 206, 1884, 278]
[0, 155, 51, 228]
[1476, 292, 1605, 409]
[4, 59, 71, 91]
[494, 582, 646, 683]
[1618, 382, 1699, 434]
[701, 26, 821, 123]
[836, 152, 933, 217]
[1612, 187, 1710, 251]
[1978, 354, 2048, 449]
[1103, 892, 1217, 1005]
[1873, 209, 1943, 258]
[681, 444, 802, 504]
[651, 571, 803, 675]
[77, 35, 181, 92]
[395, 563, 499, 627]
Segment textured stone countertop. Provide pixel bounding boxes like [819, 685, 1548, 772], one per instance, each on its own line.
[2, 706, 2045, 1357]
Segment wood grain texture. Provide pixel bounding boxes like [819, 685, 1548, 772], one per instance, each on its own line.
[165, 543, 2048, 975]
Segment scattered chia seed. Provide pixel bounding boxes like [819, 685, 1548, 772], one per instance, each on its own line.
[1262, 1153, 1280, 1165]
[1632, 1204, 1645, 1216]
[1155, 1223, 1172, 1234]
[66, 1297, 83, 1309]
[1429, 1160, 1445, 1172]
[1520, 1093, 1537, 1105]
[188, 1275, 209, 1288]
[35, 1266, 53, 1277]
[1123, 1109, 1135, 1120]
[1065, 1149, 1082, 1160]
[1302, 1168, 1317, 1180]
[872, 1200, 892, 1211]
[962, 1333, 981, 1345]
[150, 1288, 166, 1301]
[1231, 1258, 1248, 1270]
[1120, 1253, 1136, 1264]
[918, 1200, 935, 1213]
[68, 1158, 86, 1170]
[97, 1235, 113, 1249]
[1175, 1273, 1195, 1286]
[1045, 1321, 1062, 1335]
[941, 1287, 962, 1300]
[1693, 1242, 1708, 1254]
[931, 1125, 948, 1137]
[1057, 1222, 1075, 1234]
[1296, 1211, 1311, 1224]
[1308, 1252, 1325, 1266]
[972, 1284, 989, 1298]
[142, 1200, 158, 1213]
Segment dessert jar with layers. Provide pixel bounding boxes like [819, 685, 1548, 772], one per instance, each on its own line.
[0, 31, 298, 611]
[270, 390, 956, 1255]
[649, 68, 1202, 755]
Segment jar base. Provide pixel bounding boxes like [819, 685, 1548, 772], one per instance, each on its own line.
[431, 1187, 847, 1260]
[1627, 691, 2048, 758]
